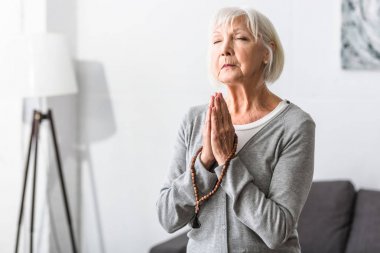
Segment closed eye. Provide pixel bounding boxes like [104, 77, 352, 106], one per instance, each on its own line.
[213, 41, 221, 44]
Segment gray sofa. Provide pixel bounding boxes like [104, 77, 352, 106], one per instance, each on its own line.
[150, 180, 380, 253]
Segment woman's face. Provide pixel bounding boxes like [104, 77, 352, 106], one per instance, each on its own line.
[211, 16, 268, 85]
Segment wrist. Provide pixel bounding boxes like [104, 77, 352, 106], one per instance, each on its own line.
[200, 153, 215, 170]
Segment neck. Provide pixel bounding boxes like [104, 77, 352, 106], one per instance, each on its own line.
[225, 80, 280, 117]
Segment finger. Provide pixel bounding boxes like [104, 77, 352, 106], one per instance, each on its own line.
[218, 93, 228, 129]
[219, 94, 234, 148]
[216, 96, 229, 154]
[217, 94, 224, 126]
[205, 96, 213, 129]
[211, 106, 218, 140]
[214, 95, 224, 132]
[219, 93, 233, 128]
[217, 94, 230, 145]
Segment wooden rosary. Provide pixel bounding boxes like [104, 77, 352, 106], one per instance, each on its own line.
[189, 133, 238, 229]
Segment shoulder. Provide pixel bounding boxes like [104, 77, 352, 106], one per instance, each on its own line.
[282, 102, 316, 138]
[181, 103, 208, 126]
[283, 102, 315, 128]
[177, 103, 208, 145]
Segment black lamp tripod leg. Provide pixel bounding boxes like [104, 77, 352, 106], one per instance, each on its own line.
[15, 111, 37, 253]
[47, 110, 78, 253]
[15, 110, 78, 253]
[30, 112, 41, 253]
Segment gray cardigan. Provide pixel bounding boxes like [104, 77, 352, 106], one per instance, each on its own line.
[156, 100, 316, 253]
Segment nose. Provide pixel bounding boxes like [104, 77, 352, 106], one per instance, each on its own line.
[221, 38, 233, 56]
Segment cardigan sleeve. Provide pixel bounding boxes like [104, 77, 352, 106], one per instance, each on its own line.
[156, 108, 218, 233]
[214, 118, 315, 249]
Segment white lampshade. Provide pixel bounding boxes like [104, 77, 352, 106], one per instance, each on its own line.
[0, 33, 77, 98]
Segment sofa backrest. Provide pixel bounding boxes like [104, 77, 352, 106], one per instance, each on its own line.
[345, 189, 380, 253]
[298, 180, 356, 253]
[151, 180, 380, 253]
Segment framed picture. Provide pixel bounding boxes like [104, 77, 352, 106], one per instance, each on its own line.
[341, 0, 380, 69]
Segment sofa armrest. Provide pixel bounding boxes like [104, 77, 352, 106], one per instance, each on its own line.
[298, 180, 356, 253]
[345, 189, 380, 253]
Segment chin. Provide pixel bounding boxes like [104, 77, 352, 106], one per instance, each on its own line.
[216, 81, 238, 88]
[218, 76, 241, 84]
[218, 70, 243, 81]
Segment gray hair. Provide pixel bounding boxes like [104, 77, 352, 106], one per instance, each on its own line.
[207, 7, 284, 86]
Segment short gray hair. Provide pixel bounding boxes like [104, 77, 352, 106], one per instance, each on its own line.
[207, 7, 284, 86]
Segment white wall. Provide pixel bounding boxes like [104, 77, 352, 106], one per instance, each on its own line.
[0, 1, 24, 252]
[291, 0, 380, 189]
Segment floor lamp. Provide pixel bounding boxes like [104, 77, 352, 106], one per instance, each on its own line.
[5, 34, 79, 253]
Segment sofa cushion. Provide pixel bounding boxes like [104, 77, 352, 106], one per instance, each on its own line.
[298, 180, 356, 253]
[345, 189, 380, 253]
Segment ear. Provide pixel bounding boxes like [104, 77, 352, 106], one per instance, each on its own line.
[264, 41, 276, 64]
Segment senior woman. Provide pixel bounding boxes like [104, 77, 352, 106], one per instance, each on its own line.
[156, 6, 315, 253]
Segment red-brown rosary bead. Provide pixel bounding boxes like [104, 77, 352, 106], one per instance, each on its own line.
[190, 133, 238, 228]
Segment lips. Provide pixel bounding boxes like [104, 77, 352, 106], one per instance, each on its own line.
[222, 64, 236, 68]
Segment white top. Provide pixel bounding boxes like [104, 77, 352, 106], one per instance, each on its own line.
[233, 99, 290, 153]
